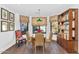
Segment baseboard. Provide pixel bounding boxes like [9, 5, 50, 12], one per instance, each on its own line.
[0, 40, 16, 54]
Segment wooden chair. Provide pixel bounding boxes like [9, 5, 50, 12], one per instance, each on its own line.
[34, 33, 45, 53]
[26, 32, 32, 46]
[45, 33, 52, 48]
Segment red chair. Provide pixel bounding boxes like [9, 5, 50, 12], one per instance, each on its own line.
[15, 30, 26, 47]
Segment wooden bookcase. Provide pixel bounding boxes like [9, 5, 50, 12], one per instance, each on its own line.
[57, 8, 78, 53]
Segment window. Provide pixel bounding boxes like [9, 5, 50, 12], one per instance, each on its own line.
[40, 26, 46, 33]
[33, 26, 40, 33]
[20, 23, 28, 34]
[51, 20, 58, 34]
[33, 26, 46, 34]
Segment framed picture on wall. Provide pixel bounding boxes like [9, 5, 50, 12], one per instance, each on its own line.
[1, 21, 8, 32]
[9, 22, 15, 31]
[1, 8, 8, 20]
[9, 12, 15, 22]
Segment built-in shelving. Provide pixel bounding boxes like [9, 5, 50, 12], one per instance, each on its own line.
[57, 8, 78, 53]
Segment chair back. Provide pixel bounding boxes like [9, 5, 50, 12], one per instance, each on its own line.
[46, 32, 52, 42]
[15, 30, 22, 40]
[49, 32, 52, 41]
[35, 33, 44, 46]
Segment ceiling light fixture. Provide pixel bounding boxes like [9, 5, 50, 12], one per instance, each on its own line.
[37, 9, 42, 22]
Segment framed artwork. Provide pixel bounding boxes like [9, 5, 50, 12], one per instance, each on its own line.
[1, 8, 8, 20]
[9, 12, 15, 22]
[9, 22, 15, 31]
[1, 21, 8, 32]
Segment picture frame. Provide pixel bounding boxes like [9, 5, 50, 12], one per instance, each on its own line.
[1, 8, 8, 20]
[9, 12, 15, 22]
[1, 21, 8, 32]
[9, 22, 15, 31]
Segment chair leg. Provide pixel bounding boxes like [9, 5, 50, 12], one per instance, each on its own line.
[43, 46, 44, 54]
[35, 46, 36, 54]
[26, 41, 29, 46]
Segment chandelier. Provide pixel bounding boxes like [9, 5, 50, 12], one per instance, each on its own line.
[37, 9, 42, 22]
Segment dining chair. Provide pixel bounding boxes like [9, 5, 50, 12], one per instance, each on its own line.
[34, 33, 45, 53]
[26, 32, 32, 46]
[45, 32, 52, 48]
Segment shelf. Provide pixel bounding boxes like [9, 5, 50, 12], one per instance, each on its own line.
[72, 30, 75, 37]
[64, 20, 69, 22]
[72, 20, 75, 28]
[72, 10, 75, 19]
[72, 28, 75, 30]
[57, 9, 78, 53]
[73, 18, 75, 20]
[72, 37, 75, 40]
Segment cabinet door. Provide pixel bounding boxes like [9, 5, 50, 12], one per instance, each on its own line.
[67, 40, 74, 53]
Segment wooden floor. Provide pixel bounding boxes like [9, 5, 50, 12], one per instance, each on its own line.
[2, 41, 68, 54]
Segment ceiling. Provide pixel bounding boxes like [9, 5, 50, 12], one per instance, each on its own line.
[0, 4, 79, 16]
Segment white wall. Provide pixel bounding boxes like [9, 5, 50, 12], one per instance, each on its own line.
[46, 16, 50, 39]
[15, 14, 20, 30]
[0, 5, 20, 53]
[28, 16, 32, 37]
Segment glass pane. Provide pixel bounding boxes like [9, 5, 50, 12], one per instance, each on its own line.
[72, 30, 75, 37]
[33, 26, 46, 33]
[3, 24, 7, 31]
[9, 23, 14, 30]
[72, 20, 75, 28]
[52, 22, 58, 34]
[20, 23, 28, 34]
[40, 26, 46, 33]
[33, 26, 39, 33]
[2, 22, 8, 31]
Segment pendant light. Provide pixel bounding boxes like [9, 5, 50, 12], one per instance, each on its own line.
[37, 9, 42, 22]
